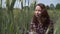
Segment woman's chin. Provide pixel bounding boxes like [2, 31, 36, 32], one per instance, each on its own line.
[36, 16, 38, 17]
[35, 15, 41, 18]
[35, 15, 39, 17]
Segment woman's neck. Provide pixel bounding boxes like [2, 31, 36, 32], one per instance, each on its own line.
[37, 17, 43, 24]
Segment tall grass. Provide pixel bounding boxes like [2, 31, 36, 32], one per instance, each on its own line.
[0, 0, 60, 34]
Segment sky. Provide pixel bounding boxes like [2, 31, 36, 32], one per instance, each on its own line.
[37, 0, 60, 6]
[1, 0, 60, 8]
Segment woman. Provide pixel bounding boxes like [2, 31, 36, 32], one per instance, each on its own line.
[29, 3, 54, 34]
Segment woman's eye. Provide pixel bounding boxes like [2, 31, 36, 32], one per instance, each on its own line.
[38, 10, 41, 11]
[35, 10, 37, 11]
[35, 10, 41, 12]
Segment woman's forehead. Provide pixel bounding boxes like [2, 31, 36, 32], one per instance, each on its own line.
[35, 6, 41, 10]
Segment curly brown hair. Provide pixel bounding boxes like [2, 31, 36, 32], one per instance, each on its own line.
[32, 3, 50, 27]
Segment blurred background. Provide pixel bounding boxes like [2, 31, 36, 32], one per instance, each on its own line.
[0, 0, 60, 34]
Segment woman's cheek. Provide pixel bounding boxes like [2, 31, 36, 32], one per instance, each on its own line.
[34, 11, 38, 17]
[38, 11, 41, 14]
[34, 11, 37, 15]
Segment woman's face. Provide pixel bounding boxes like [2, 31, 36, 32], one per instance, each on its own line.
[34, 6, 42, 17]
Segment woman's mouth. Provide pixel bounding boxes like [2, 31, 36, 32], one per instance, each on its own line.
[35, 14, 41, 17]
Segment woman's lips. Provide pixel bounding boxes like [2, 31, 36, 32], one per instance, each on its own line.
[35, 14, 41, 17]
